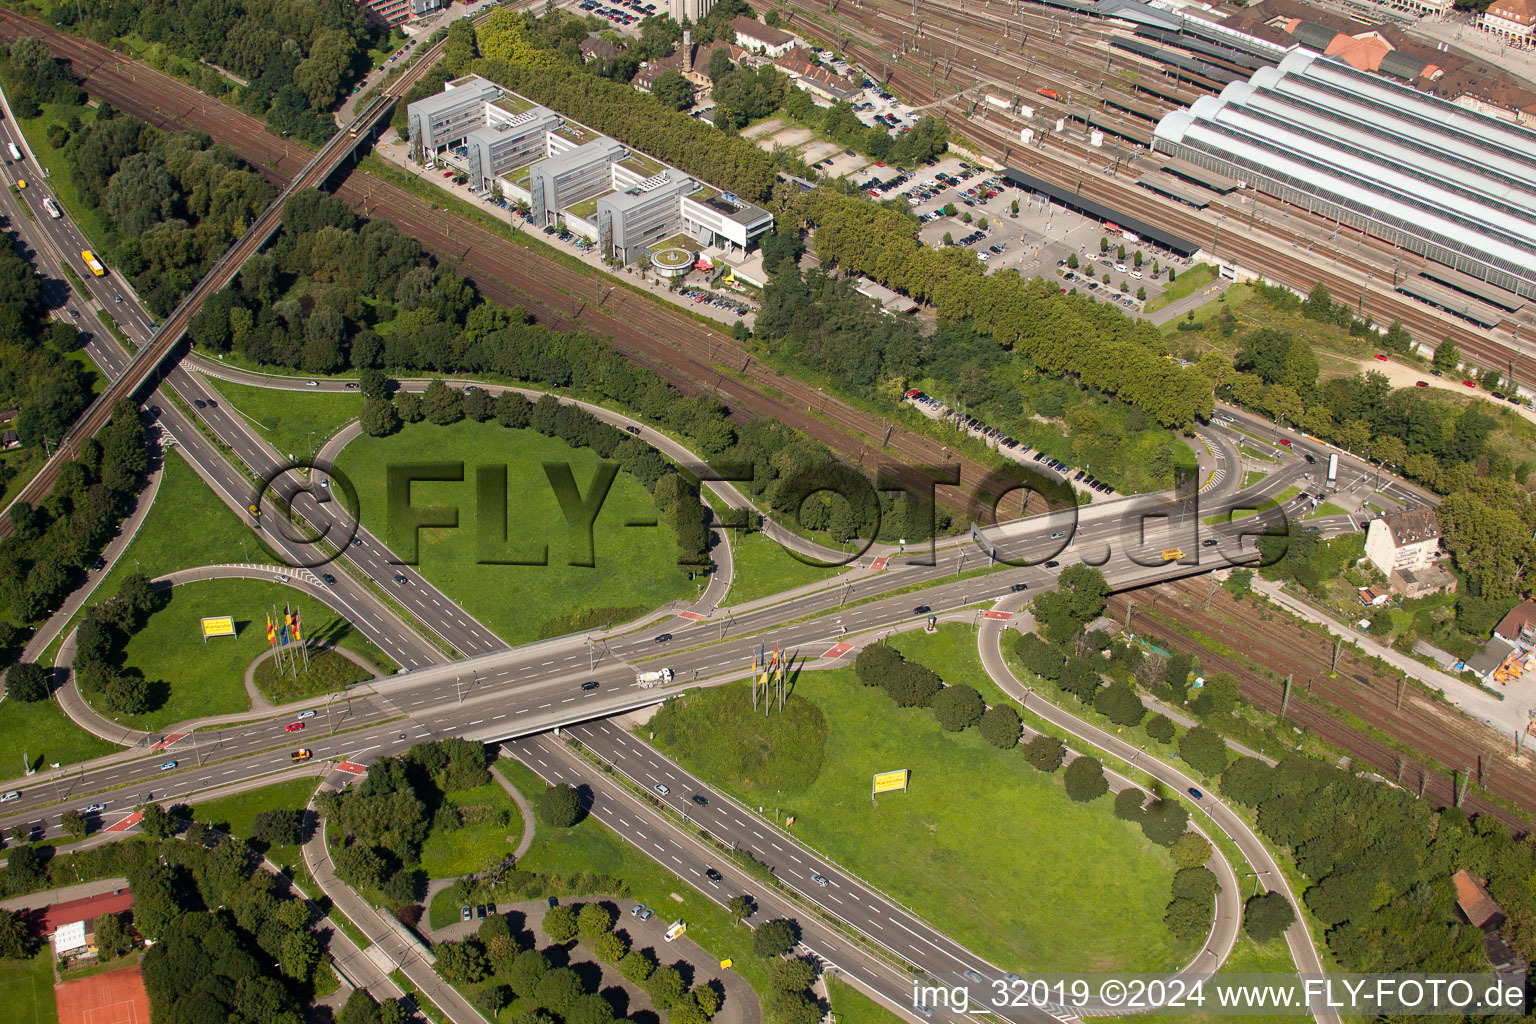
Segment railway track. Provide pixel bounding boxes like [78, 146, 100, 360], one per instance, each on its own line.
[1110, 582, 1533, 828]
[0, 12, 1019, 521]
[775, 0, 1533, 387]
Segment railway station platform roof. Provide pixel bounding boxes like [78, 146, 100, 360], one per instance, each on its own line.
[1136, 172, 1211, 208]
[1396, 275, 1503, 330]
[1159, 155, 1239, 193]
[1000, 165, 1201, 256]
[1418, 265, 1526, 313]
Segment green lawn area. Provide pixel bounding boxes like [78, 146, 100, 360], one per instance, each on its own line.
[1241, 469, 1268, 488]
[650, 682, 828, 794]
[335, 421, 690, 644]
[565, 192, 609, 220]
[649, 626, 1184, 973]
[476, 759, 774, 997]
[67, 348, 106, 396]
[1306, 501, 1348, 519]
[202, 375, 363, 465]
[2, 692, 120, 774]
[1093, 934, 1297, 1024]
[721, 527, 844, 607]
[252, 648, 374, 704]
[0, 447, 46, 510]
[0, 951, 56, 1024]
[418, 779, 524, 880]
[189, 775, 320, 875]
[827, 976, 904, 1024]
[105, 576, 393, 729]
[1145, 263, 1217, 313]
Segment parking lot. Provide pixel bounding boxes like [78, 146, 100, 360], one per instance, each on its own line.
[576, 0, 653, 29]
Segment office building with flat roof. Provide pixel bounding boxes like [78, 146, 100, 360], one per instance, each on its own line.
[681, 193, 773, 252]
[598, 172, 700, 263]
[465, 106, 563, 192]
[1153, 49, 1536, 299]
[408, 74, 506, 156]
[529, 138, 629, 227]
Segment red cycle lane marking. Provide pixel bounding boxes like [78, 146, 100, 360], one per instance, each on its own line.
[678, 611, 705, 621]
[333, 761, 367, 776]
[984, 611, 1014, 620]
[105, 812, 142, 832]
[821, 643, 854, 659]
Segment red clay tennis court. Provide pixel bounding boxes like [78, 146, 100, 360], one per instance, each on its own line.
[54, 965, 150, 1024]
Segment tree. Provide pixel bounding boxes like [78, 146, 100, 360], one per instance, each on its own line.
[0, 909, 31, 959]
[768, 957, 817, 994]
[338, 990, 384, 1024]
[1093, 682, 1145, 726]
[593, 931, 628, 963]
[752, 918, 798, 958]
[420, 379, 463, 425]
[280, 928, 321, 982]
[1136, 286, 1146, 302]
[1432, 336, 1459, 371]
[1021, 735, 1065, 772]
[1058, 660, 1101, 703]
[139, 802, 176, 839]
[568, 993, 615, 1024]
[539, 783, 582, 827]
[60, 809, 88, 839]
[1243, 890, 1296, 943]
[578, 901, 615, 938]
[730, 895, 758, 924]
[534, 966, 584, 1013]
[1164, 895, 1208, 943]
[435, 939, 489, 984]
[1145, 713, 1176, 744]
[1114, 787, 1145, 821]
[978, 705, 1021, 749]
[1139, 798, 1190, 847]
[4, 662, 48, 702]
[1219, 757, 1275, 808]
[360, 397, 402, 437]
[251, 809, 303, 847]
[652, 70, 694, 110]
[1170, 832, 1213, 869]
[619, 950, 655, 984]
[646, 963, 686, 1009]
[1063, 755, 1108, 802]
[509, 948, 551, 995]
[766, 990, 821, 1024]
[1178, 726, 1231, 776]
[476, 987, 512, 1017]
[543, 904, 578, 943]
[932, 683, 984, 731]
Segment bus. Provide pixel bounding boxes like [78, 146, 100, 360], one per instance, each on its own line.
[5, 142, 20, 162]
[42, 197, 61, 219]
[81, 249, 106, 276]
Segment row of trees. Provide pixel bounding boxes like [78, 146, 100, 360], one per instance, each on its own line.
[468, 54, 777, 201]
[791, 189, 1215, 430]
[0, 400, 147, 629]
[852, 643, 1022, 742]
[63, 0, 386, 141]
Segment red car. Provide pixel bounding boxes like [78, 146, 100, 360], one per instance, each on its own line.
[1374, 353, 1388, 361]
[1463, 380, 1476, 388]
[1279, 438, 1292, 447]
[285, 722, 305, 732]
[1415, 381, 1429, 387]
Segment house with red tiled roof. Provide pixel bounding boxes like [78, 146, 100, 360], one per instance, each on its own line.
[1453, 871, 1505, 930]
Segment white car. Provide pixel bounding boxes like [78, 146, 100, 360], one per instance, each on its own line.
[297, 710, 317, 720]
[977, 252, 990, 261]
[653, 783, 670, 796]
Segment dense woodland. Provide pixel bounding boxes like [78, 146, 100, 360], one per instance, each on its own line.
[0, 400, 146, 628]
[50, 0, 387, 142]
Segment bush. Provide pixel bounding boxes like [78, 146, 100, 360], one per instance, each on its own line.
[1013, 632, 1064, 681]
[1063, 756, 1108, 802]
[977, 705, 1021, 749]
[1021, 735, 1065, 773]
[1093, 682, 1145, 726]
[539, 783, 582, 827]
[1170, 833, 1213, 869]
[1138, 798, 1189, 847]
[931, 684, 984, 731]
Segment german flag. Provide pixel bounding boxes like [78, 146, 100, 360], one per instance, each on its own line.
[265, 614, 275, 646]
[291, 607, 302, 643]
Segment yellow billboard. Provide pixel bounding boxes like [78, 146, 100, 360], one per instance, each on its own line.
[200, 615, 236, 639]
[872, 769, 909, 794]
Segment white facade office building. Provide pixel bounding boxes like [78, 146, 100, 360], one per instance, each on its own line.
[407, 74, 505, 156]
[529, 138, 629, 227]
[465, 106, 564, 192]
[1153, 49, 1536, 299]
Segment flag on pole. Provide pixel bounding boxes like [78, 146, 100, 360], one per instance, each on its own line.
[291, 608, 302, 643]
[266, 615, 276, 646]
[279, 622, 290, 647]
